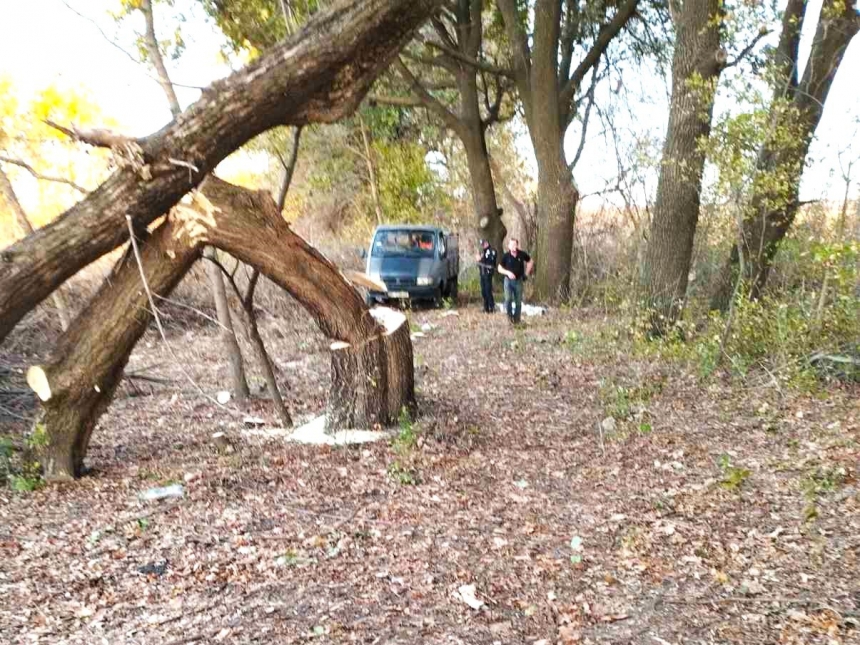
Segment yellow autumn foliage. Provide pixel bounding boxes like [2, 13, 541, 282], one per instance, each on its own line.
[0, 76, 116, 247]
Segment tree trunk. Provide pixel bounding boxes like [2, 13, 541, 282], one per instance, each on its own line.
[358, 114, 384, 224]
[459, 72, 506, 253]
[235, 277, 293, 427]
[534, 153, 578, 301]
[327, 307, 413, 428]
[710, 0, 859, 310]
[182, 178, 415, 427]
[0, 0, 442, 343]
[496, 0, 638, 303]
[641, 0, 724, 334]
[0, 165, 71, 332]
[28, 177, 414, 479]
[27, 217, 199, 480]
[376, 308, 415, 421]
[204, 248, 250, 400]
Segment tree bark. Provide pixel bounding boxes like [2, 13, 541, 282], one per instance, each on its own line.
[27, 217, 199, 480]
[641, 0, 724, 334]
[533, 152, 578, 301]
[178, 178, 415, 427]
[710, 0, 860, 310]
[0, 165, 70, 332]
[0, 0, 442, 343]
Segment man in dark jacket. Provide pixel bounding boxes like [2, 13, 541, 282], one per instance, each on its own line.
[497, 238, 533, 324]
[475, 239, 497, 313]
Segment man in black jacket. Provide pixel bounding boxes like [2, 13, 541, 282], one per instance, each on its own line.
[497, 238, 533, 324]
[475, 239, 497, 313]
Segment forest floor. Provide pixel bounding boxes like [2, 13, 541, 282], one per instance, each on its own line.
[1, 300, 858, 644]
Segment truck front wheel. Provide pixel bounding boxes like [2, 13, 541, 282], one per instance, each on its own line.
[432, 285, 443, 308]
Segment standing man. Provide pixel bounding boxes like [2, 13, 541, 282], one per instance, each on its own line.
[498, 238, 533, 324]
[475, 239, 497, 313]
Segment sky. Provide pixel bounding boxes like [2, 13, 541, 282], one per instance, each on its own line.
[1, 0, 858, 210]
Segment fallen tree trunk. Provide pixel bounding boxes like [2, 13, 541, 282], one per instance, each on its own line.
[28, 178, 414, 479]
[27, 217, 199, 480]
[0, 0, 441, 344]
[181, 178, 415, 427]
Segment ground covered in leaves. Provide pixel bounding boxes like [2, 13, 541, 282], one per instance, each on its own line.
[1, 302, 858, 644]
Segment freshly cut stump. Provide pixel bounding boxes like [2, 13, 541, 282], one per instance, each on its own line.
[326, 307, 414, 432]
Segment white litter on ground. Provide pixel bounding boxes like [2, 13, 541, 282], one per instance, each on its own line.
[497, 303, 548, 316]
[242, 415, 391, 445]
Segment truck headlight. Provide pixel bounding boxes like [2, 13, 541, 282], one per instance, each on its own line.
[416, 276, 434, 286]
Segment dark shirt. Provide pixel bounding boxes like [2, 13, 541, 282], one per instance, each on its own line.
[500, 250, 531, 280]
[479, 247, 497, 275]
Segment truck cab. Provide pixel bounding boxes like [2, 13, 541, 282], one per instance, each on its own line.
[364, 225, 459, 306]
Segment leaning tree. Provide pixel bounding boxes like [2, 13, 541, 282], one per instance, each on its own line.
[709, 0, 860, 310]
[2, 0, 442, 480]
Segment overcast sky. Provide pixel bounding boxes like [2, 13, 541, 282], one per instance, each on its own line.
[1, 0, 858, 208]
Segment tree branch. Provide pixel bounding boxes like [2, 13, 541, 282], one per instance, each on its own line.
[569, 59, 601, 170]
[367, 94, 427, 107]
[421, 39, 515, 78]
[394, 58, 465, 134]
[43, 120, 138, 149]
[496, 0, 533, 115]
[559, 0, 640, 114]
[0, 156, 89, 194]
[724, 27, 771, 70]
[277, 126, 302, 212]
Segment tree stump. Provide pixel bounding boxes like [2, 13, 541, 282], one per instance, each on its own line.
[326, 307, 415, 432]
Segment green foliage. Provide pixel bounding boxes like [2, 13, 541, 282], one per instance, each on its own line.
[598, 377, 662, 422]
[199, 0, 322, 53]
[631, 236, 860, 387]
[388, 408, 420, 485]
[717, 454, 751, 491]
[393, 407, 417, 454]
[1, 428, 46, 492]
[387, 460, 419, 485]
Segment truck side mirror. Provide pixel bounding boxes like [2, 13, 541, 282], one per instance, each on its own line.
[359, 248, 367, 259]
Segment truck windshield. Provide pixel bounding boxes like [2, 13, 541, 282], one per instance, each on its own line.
[371, 230, 436, 258]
